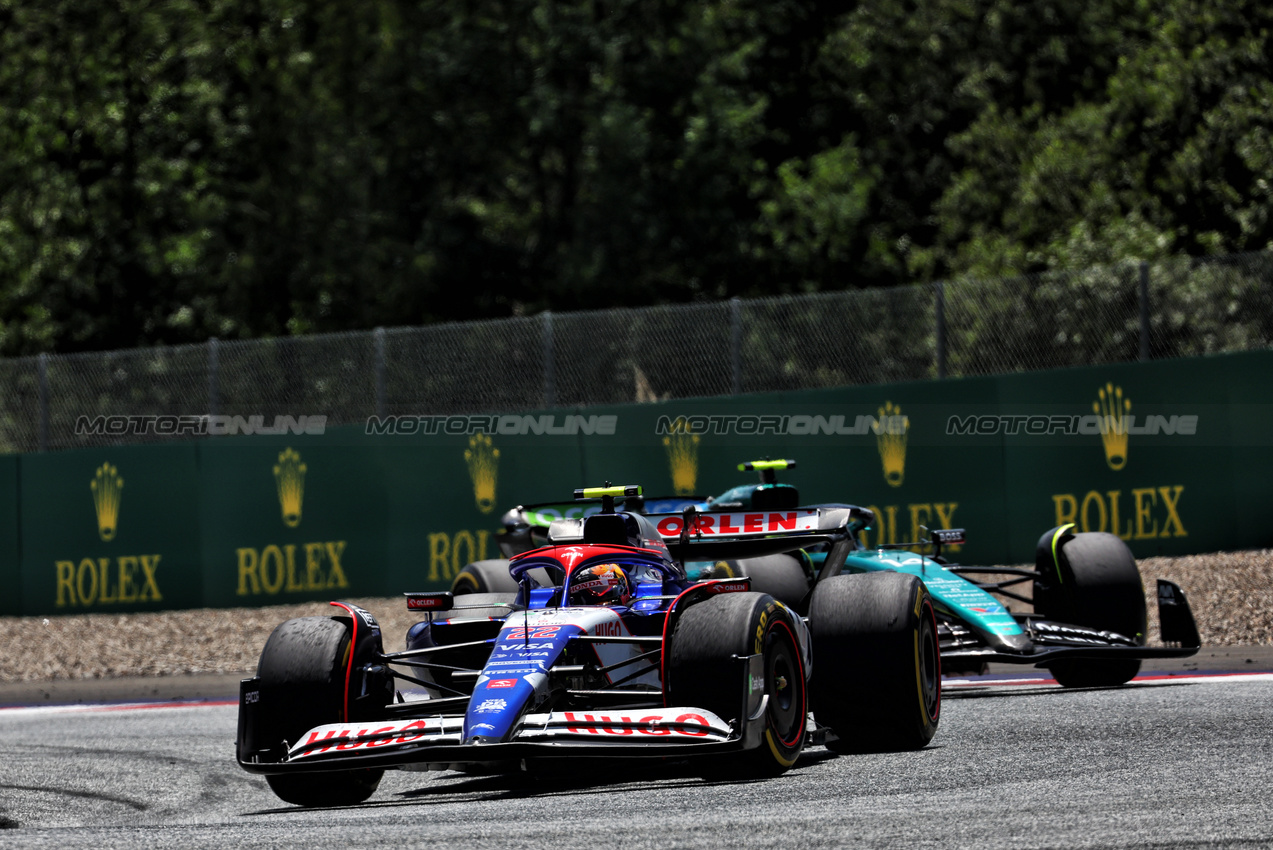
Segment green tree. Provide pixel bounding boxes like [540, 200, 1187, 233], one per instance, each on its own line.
[4, 0, 1271, 357]
[932, 0, 1273, 277]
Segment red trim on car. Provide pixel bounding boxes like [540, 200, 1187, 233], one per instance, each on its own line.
[329, 602, 358, 723]
[510, 542, 669, 563]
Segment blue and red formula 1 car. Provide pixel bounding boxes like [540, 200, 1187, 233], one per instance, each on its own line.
[236, 485, 940, 807]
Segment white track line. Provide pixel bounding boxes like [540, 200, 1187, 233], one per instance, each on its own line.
[942, 671, 1273, 689]
[0, 698, 237, 718]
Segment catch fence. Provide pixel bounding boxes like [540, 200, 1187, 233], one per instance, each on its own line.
[1, 251, 1270, 453]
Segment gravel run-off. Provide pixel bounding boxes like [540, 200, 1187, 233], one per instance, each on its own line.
[2, 549, 1270, 683]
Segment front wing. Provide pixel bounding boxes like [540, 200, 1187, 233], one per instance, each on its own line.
[942, 579, 1202, 666]
[238, 655, 769, 774]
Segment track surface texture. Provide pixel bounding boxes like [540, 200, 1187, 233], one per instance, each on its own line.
[1, 673, 1270, 849]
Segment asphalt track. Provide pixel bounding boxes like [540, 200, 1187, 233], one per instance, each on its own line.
[1, 662, 1271, 848]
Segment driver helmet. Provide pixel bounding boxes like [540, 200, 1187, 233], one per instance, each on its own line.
[569, 563, 633, 607]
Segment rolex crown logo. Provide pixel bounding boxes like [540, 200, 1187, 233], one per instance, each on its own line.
[466, 433, 500, 514]
[873, 401, 909, 488]
[662, 432, 701, 496]
[1094, 382, 1131, 471]
[91, 463, 123, 541]
[273, 447, 307, 528]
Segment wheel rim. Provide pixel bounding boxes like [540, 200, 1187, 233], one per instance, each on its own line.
[766, 621, 805, 748]
[919, 602, 940, 721]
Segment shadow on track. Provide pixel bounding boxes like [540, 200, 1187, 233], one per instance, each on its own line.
[942, 680, 1196, 700]
[244, 748, 846, 815]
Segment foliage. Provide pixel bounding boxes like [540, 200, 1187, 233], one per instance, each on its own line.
[1, 0, 1270, 355]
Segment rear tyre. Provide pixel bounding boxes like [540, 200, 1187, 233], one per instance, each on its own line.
[256, 616, 385, 807]
[728, 555, 810, 608]
[1034, 529, 1146, 688]
[452, 559, 519, 595]
[667, 593, 807, 777]
[810, 572, 940, 753]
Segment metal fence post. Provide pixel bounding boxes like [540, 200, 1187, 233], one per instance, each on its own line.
[1138, 261, 1151, 361]
[934, 282, 947, 379]
[542, 311, 555, 408]
[37, 352, 49, 452]
[730, 297, 742, 395]
[207, 337, 219, 417]
[373, 327, 386, 418]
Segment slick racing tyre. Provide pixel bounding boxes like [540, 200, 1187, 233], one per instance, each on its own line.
[726, 554, 811, 608]
[810, 572, 940, 753]
[256, 616, 385, 807]
[667, 592, 807, 777]
[451, 559, 520, 595]
[1034, 528, 1147, 688]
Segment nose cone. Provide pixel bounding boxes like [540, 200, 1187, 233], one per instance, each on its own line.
[463, 674, 546, 743]
[462, 617, 582, 742]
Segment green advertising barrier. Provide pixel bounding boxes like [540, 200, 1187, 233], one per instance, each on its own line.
[366, 414, 598, 592]
[198, 433, 392, 608]
[20, 443, 202, 616]
[1223, 350, 1273, 548]
[7, 348, 1273, 615]
[573, 353, 1273, 565]
[575, 375, 1013, 563]
[997, 358, 1237, 562]
[1, 455, 19, 615]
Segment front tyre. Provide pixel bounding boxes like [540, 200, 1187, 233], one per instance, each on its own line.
[256, 616, 385, 807]
[667, 593, 807, 777]
[810, 572, 940, 753]
[1035, 529, 1146, 688]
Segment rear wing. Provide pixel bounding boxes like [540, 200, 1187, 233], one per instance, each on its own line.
[645, 505, 874, 560]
